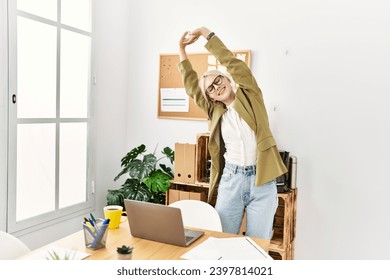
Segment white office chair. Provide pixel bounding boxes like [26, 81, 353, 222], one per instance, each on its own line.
[169, 200, 223, 232]
[0, 231, 31, 260]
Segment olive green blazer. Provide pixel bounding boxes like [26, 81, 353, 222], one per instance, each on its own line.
[178, 36, 287, 203]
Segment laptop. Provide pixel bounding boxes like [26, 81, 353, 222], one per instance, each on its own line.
[124, 199, 204, 247]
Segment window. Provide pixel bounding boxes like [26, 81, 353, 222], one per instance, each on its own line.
[8, 0, 94, 232]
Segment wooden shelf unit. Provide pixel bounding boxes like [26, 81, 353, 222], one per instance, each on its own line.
[269, 188, 297, 260]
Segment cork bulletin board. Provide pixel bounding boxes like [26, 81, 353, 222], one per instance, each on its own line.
[158, 50, 251, 120]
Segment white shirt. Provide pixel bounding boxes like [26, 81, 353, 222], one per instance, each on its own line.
[221, 102, 257, 166]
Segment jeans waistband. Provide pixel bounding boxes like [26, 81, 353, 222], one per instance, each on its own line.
[225, 163, 256, 175]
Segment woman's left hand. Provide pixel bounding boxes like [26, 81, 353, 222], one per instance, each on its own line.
[180, 31, 199, 47]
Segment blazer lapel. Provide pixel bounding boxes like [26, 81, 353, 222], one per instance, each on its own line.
[234, 92, 257, 132]
[209, 104, 226, 149]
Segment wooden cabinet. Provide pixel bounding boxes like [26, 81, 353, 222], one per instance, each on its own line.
[269, 189, 297, 260]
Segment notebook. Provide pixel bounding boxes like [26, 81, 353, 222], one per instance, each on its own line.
[124, 199, 204, 247]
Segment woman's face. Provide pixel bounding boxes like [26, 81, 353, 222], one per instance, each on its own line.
[204, 74, 234, 105]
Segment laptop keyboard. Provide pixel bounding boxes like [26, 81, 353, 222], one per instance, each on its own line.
[185, 236, 194, 243]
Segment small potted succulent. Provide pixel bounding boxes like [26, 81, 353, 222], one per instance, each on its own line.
[116, 245, 133, 260]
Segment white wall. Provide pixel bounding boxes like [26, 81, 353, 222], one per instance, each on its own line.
[92, 0, 130, 219]
[125, 0, 390, 259]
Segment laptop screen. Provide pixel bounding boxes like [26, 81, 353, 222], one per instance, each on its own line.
[124, 199, 203, 247]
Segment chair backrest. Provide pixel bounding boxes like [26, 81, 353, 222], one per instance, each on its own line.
[168, 200, 223, 232]
[0, 231, 31, 260]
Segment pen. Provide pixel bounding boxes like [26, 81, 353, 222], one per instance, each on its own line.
[90, 219, 110, 248]
[83, 221, 96, 238]
[83, 217, 92, 226]
[90, 213, 97, 224]
[84, 217, 98, 234]
[88, 217, 95, 227]
[89, 217, 100, 234]
[83, 217, 94, 228]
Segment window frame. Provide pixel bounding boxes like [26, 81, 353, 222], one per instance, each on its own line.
[7, 0, 95, 234]
[0, 0, 9, 232]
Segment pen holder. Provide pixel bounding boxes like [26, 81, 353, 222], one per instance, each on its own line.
[83, 218, 109, 250]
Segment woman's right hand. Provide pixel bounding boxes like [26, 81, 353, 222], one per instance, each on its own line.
[179, 31, 191, 61]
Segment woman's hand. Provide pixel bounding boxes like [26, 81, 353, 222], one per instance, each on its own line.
[179, 31, 198, 49]
[179, 30, 200, 62]
[179, 27, 212, 49]
[189, 26, 212, 40]
[178, 27, 212, 62]
[179, 31, 191, 61]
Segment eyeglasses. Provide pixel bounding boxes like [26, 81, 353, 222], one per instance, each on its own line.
[205, 75, 224, 95]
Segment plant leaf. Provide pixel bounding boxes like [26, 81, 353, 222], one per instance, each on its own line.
[128, 153, 156, 179]
[151, 192, 166, 205]
[142, 170, 171, 193]
[162, 146, 174, 164]
[120, 144, 146, 167]
[159, 164, 174, 178]
[106, 189, 124, 206]
[114, 144, 146, 181]
[122, 183, 153, 202]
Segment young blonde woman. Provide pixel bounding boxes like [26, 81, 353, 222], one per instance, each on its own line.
[178, 27, 287, 239]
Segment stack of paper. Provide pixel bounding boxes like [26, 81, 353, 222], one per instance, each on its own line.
[181, 237, 273, 260]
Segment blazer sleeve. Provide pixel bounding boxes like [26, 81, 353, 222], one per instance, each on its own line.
[177, 59, 212, 117]
[205, 36, 263, 99]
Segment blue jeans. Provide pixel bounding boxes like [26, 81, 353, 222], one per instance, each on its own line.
[215, 163, 278, 239]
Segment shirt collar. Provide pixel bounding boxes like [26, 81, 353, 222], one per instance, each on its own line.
[227, 100, 235, 110]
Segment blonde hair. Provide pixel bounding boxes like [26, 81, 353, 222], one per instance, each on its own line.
[198, 69, 235, 102]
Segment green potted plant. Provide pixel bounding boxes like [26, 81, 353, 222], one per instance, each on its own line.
[106, 144, 174, 207]
[46, 249, 75, 260]
[116, 245, 133, 260]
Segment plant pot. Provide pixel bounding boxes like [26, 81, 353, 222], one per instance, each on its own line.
[117, 252, 132, 260]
